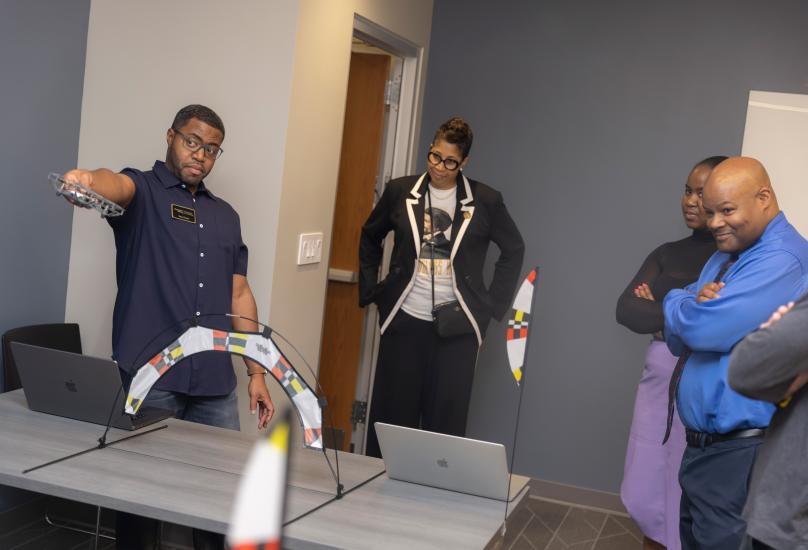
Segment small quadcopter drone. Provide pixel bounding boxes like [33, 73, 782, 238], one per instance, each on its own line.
[49, 172, 125, 217]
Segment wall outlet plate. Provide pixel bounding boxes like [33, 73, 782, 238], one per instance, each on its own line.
[297, 232, 323, 265]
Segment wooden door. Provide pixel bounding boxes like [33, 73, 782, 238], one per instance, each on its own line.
[318, 52, 390, 451]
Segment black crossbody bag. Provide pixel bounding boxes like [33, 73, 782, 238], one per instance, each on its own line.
[427, 186, 474, 338]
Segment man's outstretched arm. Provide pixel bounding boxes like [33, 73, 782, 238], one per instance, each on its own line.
[62, 168, 136, 208]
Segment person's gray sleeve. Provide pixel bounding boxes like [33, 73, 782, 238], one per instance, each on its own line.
[728, 291, 808, 403]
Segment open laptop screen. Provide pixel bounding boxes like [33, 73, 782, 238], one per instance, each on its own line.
[11, 342, 169, 430]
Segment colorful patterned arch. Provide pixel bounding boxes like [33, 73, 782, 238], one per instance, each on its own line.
[124, 325, 322, 449]
[506, 268, 538, 385]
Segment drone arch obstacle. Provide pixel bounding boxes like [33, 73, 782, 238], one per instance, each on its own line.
[48, 174, 324, 450]
[125, 324, 323, 449]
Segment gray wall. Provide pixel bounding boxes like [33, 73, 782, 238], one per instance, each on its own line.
[0, 0, 89, 508]
[421, 0, 808, 492]
[0, 0, 89, 386]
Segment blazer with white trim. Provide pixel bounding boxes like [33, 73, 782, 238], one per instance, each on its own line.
[359, 172, 524, 345]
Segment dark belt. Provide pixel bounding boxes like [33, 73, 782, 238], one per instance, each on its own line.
[685, 428, 766, 448]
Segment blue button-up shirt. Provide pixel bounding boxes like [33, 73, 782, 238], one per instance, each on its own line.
[664, 212, 808, 433]
[108, 161, 248, 396]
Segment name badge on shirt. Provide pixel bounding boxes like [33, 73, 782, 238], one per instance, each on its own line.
[171, 204, 196, 223]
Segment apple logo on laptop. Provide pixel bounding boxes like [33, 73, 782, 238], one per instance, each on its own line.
[437, 458, 449, 468]
[65, 380, 78, 393]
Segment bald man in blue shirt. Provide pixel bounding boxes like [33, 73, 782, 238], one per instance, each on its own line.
[663, 157, 808, 550]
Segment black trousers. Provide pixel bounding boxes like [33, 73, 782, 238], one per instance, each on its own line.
[679, 436, 763, 550]
[365, 311, 479, 458]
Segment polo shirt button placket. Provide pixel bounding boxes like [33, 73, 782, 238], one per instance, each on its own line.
[197, 214, 204, 324]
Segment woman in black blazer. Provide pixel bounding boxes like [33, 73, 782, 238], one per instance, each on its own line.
[359, 117, 524, 457]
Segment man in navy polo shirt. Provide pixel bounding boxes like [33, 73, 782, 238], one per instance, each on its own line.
[65, 104, 273, 550]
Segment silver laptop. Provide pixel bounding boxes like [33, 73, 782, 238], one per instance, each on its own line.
[11, 342, 172, 431]
[375, 422, 522, 501]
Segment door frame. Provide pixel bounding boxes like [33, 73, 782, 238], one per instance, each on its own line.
[350, 14, 422, 454]
[354, 14, 422, 178]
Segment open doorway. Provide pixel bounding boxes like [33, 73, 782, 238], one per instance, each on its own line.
[317, 16, 420, 453]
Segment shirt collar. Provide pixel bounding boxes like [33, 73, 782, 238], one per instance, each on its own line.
[738, 211, 786, 258]
[758, 211, 786, 242]
[420, 171, 471, 203]
[690, 228, 713, 242]
[153, 160, 217, 200]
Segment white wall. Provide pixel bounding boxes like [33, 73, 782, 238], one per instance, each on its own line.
[65, 0, 434, 436]
[65, 0, 299, 432]
[742, 90, 808, 236]
[268, 0, 434, 379]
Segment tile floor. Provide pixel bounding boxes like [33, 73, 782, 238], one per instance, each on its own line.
[488, 495, 643, 550]
[1, 490, 644, 549]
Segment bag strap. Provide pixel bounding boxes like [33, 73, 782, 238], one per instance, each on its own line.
[427, 185, 435, 310]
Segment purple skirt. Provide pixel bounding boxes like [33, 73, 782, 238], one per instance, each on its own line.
[621, 340, 685, 549]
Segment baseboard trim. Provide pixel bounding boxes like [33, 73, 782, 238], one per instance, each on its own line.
[528, 478, 628, 516]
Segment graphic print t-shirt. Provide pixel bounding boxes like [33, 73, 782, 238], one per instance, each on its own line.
[401, 184, 458, 320]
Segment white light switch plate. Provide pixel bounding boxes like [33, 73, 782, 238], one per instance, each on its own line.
[297, 232, 323, 265]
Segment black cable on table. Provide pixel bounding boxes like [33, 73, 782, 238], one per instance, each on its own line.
[282, 470, 386, 527]
[22, 425, 168, 474]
